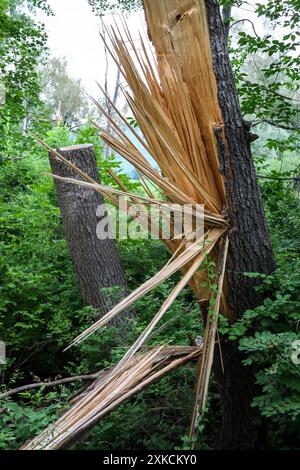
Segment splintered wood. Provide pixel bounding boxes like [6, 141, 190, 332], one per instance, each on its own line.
[143, 0, 226, 208]
[27, 0, 229, 449]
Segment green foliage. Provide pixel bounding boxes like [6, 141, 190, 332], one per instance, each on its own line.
[259, 173, 300, 253]
[41, 57, 89, 128]
[0, 391, 65, 449]
[0, 173, 85, 377]
[230, 0, 300, 159]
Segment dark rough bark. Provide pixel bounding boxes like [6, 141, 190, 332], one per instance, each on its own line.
[49, 144, 129, 324]
[222, 5, 231, 43]
[205, 0, 276, 449]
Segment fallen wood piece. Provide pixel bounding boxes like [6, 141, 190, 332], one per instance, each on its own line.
[0, 373, 105, 400]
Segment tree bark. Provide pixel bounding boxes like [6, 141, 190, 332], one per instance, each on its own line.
[49, 144, 130, 324]
[205, 0, 276, 449]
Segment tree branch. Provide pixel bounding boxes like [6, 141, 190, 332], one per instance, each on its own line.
[257, 175, 299, 181]
[257, 119, 300, 132]
[240, 77, 299, 103]
[0, 373, 103, 400]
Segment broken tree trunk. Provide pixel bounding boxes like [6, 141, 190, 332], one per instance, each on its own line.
[21, 346, 201, 450]
[49, 144, 129, 323]
[205, 0, 276, 449]
[143, 0, 276, 449]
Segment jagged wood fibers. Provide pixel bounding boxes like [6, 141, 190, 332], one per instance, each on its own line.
[24, 0, 234, 450]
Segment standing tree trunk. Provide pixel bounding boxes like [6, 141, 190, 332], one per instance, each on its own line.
[205, 0, 276, 449]
[143, 0, 276, 449]
[49, 144, 129, 324]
